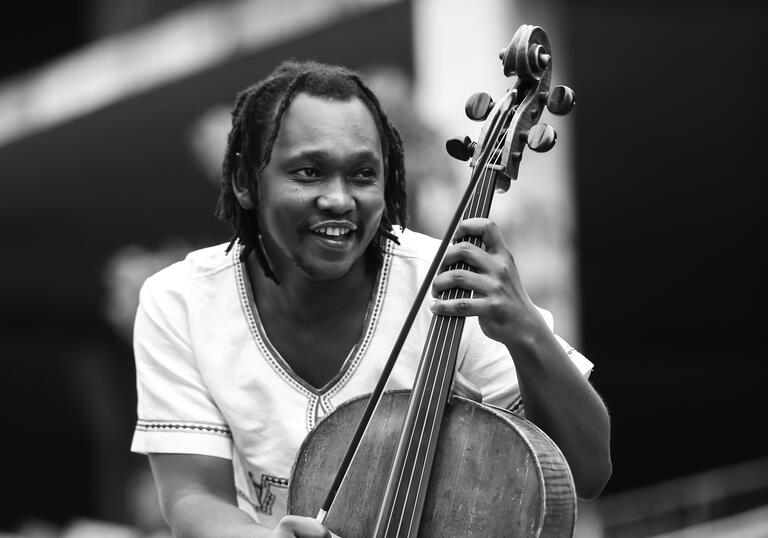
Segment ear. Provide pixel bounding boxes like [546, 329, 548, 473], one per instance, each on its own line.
[232, 164, 254, 210]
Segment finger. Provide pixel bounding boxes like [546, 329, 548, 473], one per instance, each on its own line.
[454, 218, 506, 253]
[431, 269, 494, 298]
[275, 515, 333, 537]
[441, 241, 493, 272]
[442, 241, 512, 280]
[430, 297, 490, 317]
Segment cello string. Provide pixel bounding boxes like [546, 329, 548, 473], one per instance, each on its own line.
[392, 128, 507, 536]
[397, 159, 501, 537]
[389, 152, 494, 527]
[400, 136, 504, 537]
[389, 128, 508, 536]
[390, 311, 460, 535]
[384, 229, 473, 532]
[383, 237, 467, 533]
[380, 306, 451, 534]
[376, 89, 514, 534]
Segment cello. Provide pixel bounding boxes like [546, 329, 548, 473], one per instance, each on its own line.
[289, 24, 578, 537]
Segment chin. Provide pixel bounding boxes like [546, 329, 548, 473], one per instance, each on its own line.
[297, 260, 357, 281]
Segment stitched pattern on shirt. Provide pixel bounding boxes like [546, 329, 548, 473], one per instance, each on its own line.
[307, 394, 320, 431]
[318, 394, 335, 418]
[235, 240, 394, 430]
[136, 419, 232, 437]
[234, 245, 313, 399]
[238, 472, 289, 515]
[323, 238, 394, 403]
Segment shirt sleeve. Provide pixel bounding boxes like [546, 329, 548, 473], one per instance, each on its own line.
[130, 266, 233, 459]
[455, 307, 593, 413]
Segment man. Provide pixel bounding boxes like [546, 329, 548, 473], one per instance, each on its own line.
[131, 60, 611, 538]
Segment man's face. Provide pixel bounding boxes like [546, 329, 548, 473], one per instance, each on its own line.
[257, 93, 386, 281]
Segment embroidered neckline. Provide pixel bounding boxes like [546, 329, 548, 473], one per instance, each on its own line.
[234, 241, 393, 408]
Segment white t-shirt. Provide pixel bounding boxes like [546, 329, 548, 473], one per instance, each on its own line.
[131, 228, 592, 526]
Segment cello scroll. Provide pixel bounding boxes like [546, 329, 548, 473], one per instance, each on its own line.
[453, 24, 575, 192]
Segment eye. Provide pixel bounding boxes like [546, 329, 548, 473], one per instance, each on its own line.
[291, 167, 322, 180]
[351, 168, 378, 182]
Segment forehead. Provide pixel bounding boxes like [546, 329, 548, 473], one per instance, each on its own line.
[271, 93, 382, 160]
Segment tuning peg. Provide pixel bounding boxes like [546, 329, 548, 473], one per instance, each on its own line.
[527, 124, 557, 152]
[546, 85, 575, 115]
[465, 92, 495, 121]
[446, 136, 475, 161]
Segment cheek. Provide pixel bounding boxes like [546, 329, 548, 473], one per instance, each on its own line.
[362, 186, 386, 222]
[258, 192, 305, 248]
[263, 188, 305, 220]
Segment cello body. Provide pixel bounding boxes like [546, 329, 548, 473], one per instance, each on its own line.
[289, 391, 576, 537]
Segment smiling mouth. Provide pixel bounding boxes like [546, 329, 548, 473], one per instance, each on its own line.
[308, 220, 361, 245]
[312, 226, 354, 240]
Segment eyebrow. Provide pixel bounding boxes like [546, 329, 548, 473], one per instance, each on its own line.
[287, 149, 382, 165]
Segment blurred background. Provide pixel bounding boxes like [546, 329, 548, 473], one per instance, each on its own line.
[0, 0, 765, 536]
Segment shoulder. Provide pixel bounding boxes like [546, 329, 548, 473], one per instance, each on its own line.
[140, 243, 236, 306]
[387, 227, 441, 265]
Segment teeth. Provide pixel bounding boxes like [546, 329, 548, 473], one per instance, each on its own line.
[316, 226, 350, 237]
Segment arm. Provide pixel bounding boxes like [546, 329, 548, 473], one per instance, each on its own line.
[430, 218, 612, 500]
[149, 453, 335, 538]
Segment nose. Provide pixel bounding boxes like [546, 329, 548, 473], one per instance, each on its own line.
[316, 177, 354, 214]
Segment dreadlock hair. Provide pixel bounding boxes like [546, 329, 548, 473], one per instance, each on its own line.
[215, 60, 407, 283]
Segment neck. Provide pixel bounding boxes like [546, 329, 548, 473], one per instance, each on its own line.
[248, 255, 375, 324]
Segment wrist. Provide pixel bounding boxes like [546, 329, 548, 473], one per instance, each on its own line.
[503, 306, 553, 355]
